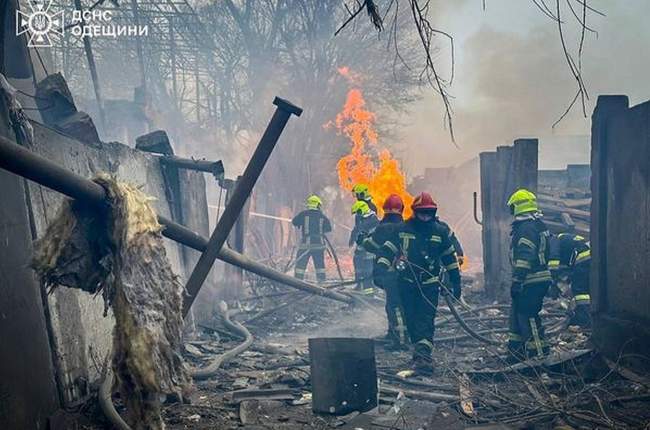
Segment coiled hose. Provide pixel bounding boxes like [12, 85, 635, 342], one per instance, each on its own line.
[191, 302, 254, 380]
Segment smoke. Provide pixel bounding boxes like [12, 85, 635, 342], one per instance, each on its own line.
[398, 0, 650, 172]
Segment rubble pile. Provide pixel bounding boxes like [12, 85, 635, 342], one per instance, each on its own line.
[162, 275, 650, 429]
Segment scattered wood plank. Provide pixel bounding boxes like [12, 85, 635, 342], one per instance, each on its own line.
[459, 374, 475, 417]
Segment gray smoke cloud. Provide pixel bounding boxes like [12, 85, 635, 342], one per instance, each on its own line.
[397, 0, 650, 172]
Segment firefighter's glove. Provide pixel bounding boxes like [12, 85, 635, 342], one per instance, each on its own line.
[457, 255, 465, 267]
[355, 231, 369, 246]
[510, 281, 523, 299]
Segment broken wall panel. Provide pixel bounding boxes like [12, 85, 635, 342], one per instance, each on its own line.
[590, 96, 650, 369]
[479, 139, 538, 300]
[23, 122, 209, 405]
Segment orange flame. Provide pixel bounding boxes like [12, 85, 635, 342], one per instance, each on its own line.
[332, 82, 414, 218]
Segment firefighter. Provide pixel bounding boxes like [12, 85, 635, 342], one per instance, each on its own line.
[358, 194, 407, 349]
[506, 188, 553, 361]
[292, 195, 332, 283]
[548, 233, 592, 328]
[376, 193, 461, 372]
[435, 216, 465, 269]
[352, 183, 378, 213]
[350, 200, 379, 292]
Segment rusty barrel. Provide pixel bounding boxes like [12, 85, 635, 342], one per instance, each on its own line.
[308, 337, 377, 415]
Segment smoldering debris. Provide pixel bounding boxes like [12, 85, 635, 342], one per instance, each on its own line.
[172, 274, 650, 430]
[33, 174, 189, 430]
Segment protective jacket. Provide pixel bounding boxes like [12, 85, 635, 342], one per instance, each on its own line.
[377, 218, 461, 290]
[436, 218, 464, 257]
[510, 213, 552, 287]
[349, 212, 379, 247]
[292, 209, 332, 250]
[549, 233, 591, 326]
[548, 233, 590, 272]
[360, 212, 403, 287]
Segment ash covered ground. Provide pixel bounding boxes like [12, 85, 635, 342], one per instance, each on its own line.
[72, 264, 649, 430]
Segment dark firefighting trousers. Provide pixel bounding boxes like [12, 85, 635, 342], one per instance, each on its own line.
[384, 282, 407, 346]
[508, 281, 551, 360]
[399, 281, 439, 363]
[294, 246, 326, 282]
[570, 261, 591, 327]
[353, 248, 375, 290]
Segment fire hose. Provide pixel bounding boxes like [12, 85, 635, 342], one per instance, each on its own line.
[323, 235, 345, 282]
[440, 288, 502, 346]
[403, 258, 503, 347]
[192, 302, 254, 379]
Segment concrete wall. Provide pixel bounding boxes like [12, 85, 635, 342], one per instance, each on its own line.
[590, 96, 650, 369]
[22, 123, 210, 405]
[479, 139, 538, 300]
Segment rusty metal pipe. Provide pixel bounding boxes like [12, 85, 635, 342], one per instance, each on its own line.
[183, 97, 303, 315]
[0, 135, 353, 308]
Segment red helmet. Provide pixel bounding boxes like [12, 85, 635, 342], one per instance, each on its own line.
[411, 192, 438, 211]
[383, 194, 404, 214]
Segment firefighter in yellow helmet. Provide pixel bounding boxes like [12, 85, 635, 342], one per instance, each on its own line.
[350, 200, 379, 291]
[352, 183, 378, 213]
[291, 195, 332, 282]
[506, 188, 553, 361]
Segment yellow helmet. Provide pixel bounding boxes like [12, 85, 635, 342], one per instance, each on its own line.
[306, 195, 322, 210]
[506, 188, 538, 216]
[352, 183, 371, 200]
[351, 200, 371, 215]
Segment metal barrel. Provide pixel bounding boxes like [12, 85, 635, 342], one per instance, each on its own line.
[309, 337, 377, 415]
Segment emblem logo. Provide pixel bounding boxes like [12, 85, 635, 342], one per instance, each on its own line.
[16, 1, 64, 48]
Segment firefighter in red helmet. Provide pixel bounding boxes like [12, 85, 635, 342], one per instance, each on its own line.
[375, 192, 461, 373]
[358, 194, 407, 349]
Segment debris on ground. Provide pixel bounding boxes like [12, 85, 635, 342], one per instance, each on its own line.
[158, 268, 650, 429]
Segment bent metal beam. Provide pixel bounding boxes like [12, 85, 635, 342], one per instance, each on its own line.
[183, 97, 303, 315]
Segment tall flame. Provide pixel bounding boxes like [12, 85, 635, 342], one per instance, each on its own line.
[332, 83, 414, 218]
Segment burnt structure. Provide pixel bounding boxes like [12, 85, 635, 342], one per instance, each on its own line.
[590, 95, 650, 371]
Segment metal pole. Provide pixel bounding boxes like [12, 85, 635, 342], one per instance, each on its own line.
[183, 97, 303, 315]
[169, 17, 178, 109]
[73, 0, 106, 129]
[158, 155, 224, 179]
[130, 0, 147, 93]
[0, 135, 353, 308]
